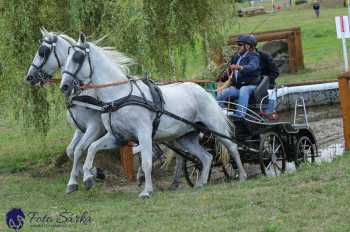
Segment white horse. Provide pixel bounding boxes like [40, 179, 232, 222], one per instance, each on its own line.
[60, 33, 247, 198]
[26, 29, 116, 193]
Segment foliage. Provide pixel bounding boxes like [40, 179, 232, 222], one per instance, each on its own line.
[142, 0, 235, 79]
[0, 0, 236, 137]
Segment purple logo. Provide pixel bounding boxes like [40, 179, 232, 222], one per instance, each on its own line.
[6, 208, 25, 231]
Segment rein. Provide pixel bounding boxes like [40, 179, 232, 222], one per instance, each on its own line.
[47, 77, 215, 89]
[80, 77, 146, 90]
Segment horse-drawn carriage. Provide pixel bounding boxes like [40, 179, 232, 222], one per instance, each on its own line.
[26, 31, 318, 197]
[178, 78, 318, 187]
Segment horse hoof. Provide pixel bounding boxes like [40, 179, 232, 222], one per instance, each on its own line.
[194, 184, 204, 189]
[95, 168, 106, 181]
[168, 182, 180, 191]
[138, 192, 151, 199]
[65, 184, 78, 194]
[84, 178, 95, 190]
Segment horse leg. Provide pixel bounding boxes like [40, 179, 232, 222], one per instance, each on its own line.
[176, 133, 212, 187]
[136, 155, 145, 187]
[83, 132, 122, 190]
[66, 126, 104, 194]
[169, 154, 183, 190]
[137, 131, 153, 199]
[217, 138, 247, 181]
[66, 130, 83, 162]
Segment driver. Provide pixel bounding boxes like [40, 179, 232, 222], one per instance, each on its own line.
[216, 34, 261, 118]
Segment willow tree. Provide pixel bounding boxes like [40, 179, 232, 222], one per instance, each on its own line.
[0, 0, 70, 135]
[143, 0, 235, 79]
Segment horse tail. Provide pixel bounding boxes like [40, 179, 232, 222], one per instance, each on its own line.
[190, 83, 234, 138]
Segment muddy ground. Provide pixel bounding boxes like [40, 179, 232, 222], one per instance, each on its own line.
[282, 104, 344, 157]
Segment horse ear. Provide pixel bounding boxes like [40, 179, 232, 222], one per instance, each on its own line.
[79, 32, 86, 44]
[40, 27, 47, 37]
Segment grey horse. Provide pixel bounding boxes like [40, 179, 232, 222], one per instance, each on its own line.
[26, 29, 183, 193]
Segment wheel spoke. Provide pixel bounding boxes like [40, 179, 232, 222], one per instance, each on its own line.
[266, 161, 272, 171]
[190, 167, 196, 178]
[272, 162, 283, 172]
[273, 144, 281, 154]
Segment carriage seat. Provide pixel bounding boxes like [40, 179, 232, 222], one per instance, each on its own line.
[251, 75, 270, 104]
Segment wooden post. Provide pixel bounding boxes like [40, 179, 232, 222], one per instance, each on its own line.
[119, 143, 135, 182]
[338, 72, 350, 151]
[287, 34, 297, 73]
[294, 28, 305, 69]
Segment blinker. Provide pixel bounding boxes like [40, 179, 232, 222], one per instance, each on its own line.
[72, 51, 85, 64]
[38, 45, 51, 59]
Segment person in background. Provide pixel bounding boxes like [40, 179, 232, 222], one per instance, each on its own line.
[216, 34, 261, 118]
[312, 0, 320, 18]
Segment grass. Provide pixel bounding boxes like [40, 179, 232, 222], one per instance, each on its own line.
[0, 116, 73, 174]
[1, 154, 350, 231]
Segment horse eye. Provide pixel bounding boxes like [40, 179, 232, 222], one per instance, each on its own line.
[38, 45, 51, 59]
[72, 51, 85, 63]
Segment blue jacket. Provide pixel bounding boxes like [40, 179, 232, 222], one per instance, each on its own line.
[230, 51, 261, 88]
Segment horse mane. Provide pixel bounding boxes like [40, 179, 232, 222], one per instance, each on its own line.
[40, 28, 135, 74]
[89, 42, 136, 75]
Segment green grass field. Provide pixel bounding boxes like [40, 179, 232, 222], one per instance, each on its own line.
[1, 153, 350, 231]
[1, 6, 349, 232]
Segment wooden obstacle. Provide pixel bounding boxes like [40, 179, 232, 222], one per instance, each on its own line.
[228, 27, 304, 73]
[119, 142, 136, 182]
[338, 72, 350, 151]
[237, 6, 266, 17]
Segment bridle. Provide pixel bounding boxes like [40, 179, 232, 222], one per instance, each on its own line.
[62, 43, 94, 90]
[31, 35, 62, 82]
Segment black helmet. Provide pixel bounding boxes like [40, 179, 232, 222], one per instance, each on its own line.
[248, 34, 257, 46]
[236, 34, 255, 46]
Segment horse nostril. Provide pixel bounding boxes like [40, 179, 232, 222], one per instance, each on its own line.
[26, 75, 33, 81]
[61, 84, 69, 92]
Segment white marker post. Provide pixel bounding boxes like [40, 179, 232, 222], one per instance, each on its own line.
[335, 16, 350, 71]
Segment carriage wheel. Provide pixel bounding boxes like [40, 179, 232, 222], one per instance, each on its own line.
[295, 136, 316, 167]
[183, 158, 212, 187]
[259, 131, 286, 176]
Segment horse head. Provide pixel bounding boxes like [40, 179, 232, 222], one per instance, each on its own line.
[60, 32, 94, 98]
[26, 28, 72, 86]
